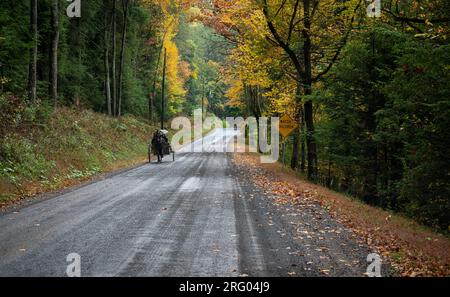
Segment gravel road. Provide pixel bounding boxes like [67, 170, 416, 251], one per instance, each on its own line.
[0, 129, 383, 276]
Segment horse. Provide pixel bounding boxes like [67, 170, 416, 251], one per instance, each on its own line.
[151, 130, 168, 163]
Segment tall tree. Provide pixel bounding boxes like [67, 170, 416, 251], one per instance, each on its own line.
[150, 43, 164, 122]
[301, 0, 317, 178]
[261, 0, 311, 175]
[28, 0, 38, 104]
[112, 0, 117, 116]
[104, 0, 112, 116]
[117, 0, 131, 117]
[50, 0, 59, 108]
[260, 0, 361, 179]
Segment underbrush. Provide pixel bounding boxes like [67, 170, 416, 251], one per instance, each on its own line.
[0, 94, 155, 204]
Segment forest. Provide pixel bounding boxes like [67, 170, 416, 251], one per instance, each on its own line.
[0, 0, 449, 231]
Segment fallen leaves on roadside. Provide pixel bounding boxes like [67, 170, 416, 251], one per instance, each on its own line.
[320, 269, 330, 275]
[232, 153, 450, 277]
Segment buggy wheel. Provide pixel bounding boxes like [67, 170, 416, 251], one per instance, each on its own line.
[172, 151, 175, 161]
[148, 147, 152, 163]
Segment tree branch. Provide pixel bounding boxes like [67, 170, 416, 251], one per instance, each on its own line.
[383, 8, 450, 24]
[274, 0, 289, 18]
[262, 0, 304, 79]
[312, 0, 362, 82]
[287, 0, 300, 46]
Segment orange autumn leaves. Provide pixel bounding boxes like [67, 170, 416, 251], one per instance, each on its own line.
[142, 0, 198, 114]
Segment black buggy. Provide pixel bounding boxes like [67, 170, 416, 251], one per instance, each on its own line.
[149, 129, 175, 163]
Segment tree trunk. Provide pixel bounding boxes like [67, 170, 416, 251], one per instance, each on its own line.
[111, 0, 117, 116]
[150, 43, 164, 122]
[73, 18, 82, 108]
[290, 81, 302, 169]
[104, 1, 112, 116]
[249, 85, 262, 153]
[303, 0, 317, 180]
[362, 31, 379, 203]
[117, 0, 130, 117]
[290, 132, 299, 169]
[50, 0, 59, 108]
[161, 47, 166, 129]
[28, 0, 38, 104]
[300, 106, 306, 172]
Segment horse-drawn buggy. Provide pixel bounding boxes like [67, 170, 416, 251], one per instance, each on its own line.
[149, 129, 174, 163]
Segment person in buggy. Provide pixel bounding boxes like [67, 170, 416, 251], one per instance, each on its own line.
[151, 129, 169, 163]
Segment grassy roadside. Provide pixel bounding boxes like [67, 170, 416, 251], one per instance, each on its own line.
[0, 107, 218, 209]
[232, 153, 450, 276]
[0, 107, 156, 208]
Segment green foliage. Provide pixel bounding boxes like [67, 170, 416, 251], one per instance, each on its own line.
[0, 136, 52, 185]
[316, 26, 450, 230]
[380, 43, 450, 229]
[0, 1, 30, 94]
[0, 107, 154, 201]
[0, 0, 161, 117]
[175, 19, 232, 117]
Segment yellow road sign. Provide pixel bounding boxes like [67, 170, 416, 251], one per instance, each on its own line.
[279, 114, 298, 138]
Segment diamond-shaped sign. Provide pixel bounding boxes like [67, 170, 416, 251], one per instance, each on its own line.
[279, 114, 298, 138]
